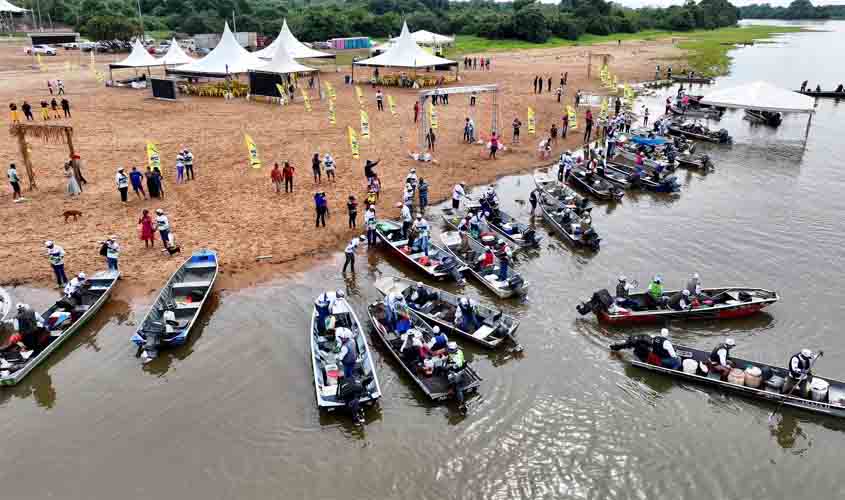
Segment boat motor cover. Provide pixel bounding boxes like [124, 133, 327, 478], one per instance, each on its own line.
[593, 289, 615, 310]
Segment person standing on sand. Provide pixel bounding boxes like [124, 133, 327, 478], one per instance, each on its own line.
[57, 79, 65, 95]
[533, 76, 538, 94]
[548, 76, 552, 93]
[175, 155, 184, 184]
[315, 191, 328, 228]
[347, 195, 358, 228]
[8, 163, 21, 200]
[512, 118, 521, 144]
[561, 113, 568, 138]
[413, 101, 419, 123]
[115, 167, 129, 204]
[47, 80, 53, 95]
[271, 162, 283, 193]
[61, 98, 71, 118]
[324, 153, 336, 182]
[370, 175, 381, 202]
[145, 167, 159, 199]
[283, 161, 295, 193]
[70, 154, 87, 187]
[550, 123, 558, 145]
[50, 98, 61, 119]
[65, 164, 81, 197]
[40, 100, 49, 120]
[418, 178, 429, 212]
[426, 128, 436, 151]
[139, 209, 155, 248]
[364, 159, 380, 183]
[452, 182, 465, 210]
[22, 100, 33, 121]
[102, 235, 120, 271]
[643, 107, 650, 127]
[155, 209, 171, 246]
[489, 132, 499, 160]
[342, 237, 359, 274]
[182, 148, 194, 180]
[615, 97, 622, 116]
[463, 118, 472, 143]
[556, 86, 562, 103]
[44, 240, 68, 286]
[584, 109, 594, 144]
[153, 167, 165, 198]
[376, 89, 384, 111]
[312, 153, 322, 184]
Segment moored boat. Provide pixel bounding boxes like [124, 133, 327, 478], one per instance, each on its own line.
[669, 105, 723, 120]
[0, 287, 10, 327]
[795, 89, 845, 99]
[374, 276, 521, 349]
[744, 109, 783, 127]
[668, 121, 732, 144]
[374, 219, 465, 282]
[533, 169, 594, 213]
[670, 75, 713, 84]
[132, 249, 218, 362]
[536, 190, 601, 251]
[310, 290, 382, 414]
[1, 270, 120, 385]
[463, 198, 542, 249]
[367, 301, 482, 402]
[577, 286, 779, 324]
[604, 161, 680, 193]
[612, 342, 845, 419]
[568, 163, 625, 201]
[442, 207, 512, 252]
[440, 231, 528, 298]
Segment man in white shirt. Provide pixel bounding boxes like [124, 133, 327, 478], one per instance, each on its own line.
[115, 167, 129, 204]
[364, 206, 377, 247]
[652, 328, 681, 370]
[452, 182, 465, 210]
[412, 214, 430, 256]
[155, 208, 171, 246]
[44, 240, 68, 286]
[342, 238, 359, 274]
[400, 204, 412, 239]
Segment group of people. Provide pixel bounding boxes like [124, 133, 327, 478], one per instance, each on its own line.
[9, 97, 71, 123]
[462, 56, 490, 70]
[799, 80, 844, 93]
[612, 272, 706, 312]
[533, 73, 568, 95]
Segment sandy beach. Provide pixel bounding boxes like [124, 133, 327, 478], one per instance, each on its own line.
[0, 38, 682, 292]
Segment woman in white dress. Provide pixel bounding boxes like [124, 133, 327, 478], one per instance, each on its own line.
[65, 164, 81, 197]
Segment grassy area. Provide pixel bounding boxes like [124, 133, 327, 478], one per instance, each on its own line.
[446, 25, 803, 77]
[146, 30, 174, 41]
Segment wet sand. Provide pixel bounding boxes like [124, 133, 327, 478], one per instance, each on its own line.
[0, 38, 682, 290]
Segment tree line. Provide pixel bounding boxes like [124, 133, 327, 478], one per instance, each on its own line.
[739, 0, 845, 20]
[15, 0, 740, 43]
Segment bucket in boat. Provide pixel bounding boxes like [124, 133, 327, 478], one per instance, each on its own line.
[682, 358, 698, 374]
[481, 235, 496, 245]
[727, 368, 746, 385]
[810, 378, 830, 402]
[765, 375, 785, 393]
[744, 366, 763, 388]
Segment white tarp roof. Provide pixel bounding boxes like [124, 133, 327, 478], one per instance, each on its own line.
[250, 36, 316, 74]
[254, 19, 333, 60]
[0, 0, 28, 13]
[158, 38, 194, 66]
[391, 29, 454, 46]
[355, 22, 455, 68]
[700, 81, 816, 114]
[171, 22, 263, 76]
[110, 40, 162, 68]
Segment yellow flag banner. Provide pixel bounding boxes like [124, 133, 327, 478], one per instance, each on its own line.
[348, 126, 360, 159]
[328, 100, 336, 125]
[599, 98, 608, 120]
[325, 81, 336, 100]
[89, 51, 95, 69]
[301, 89, 312, 111]
[387, 95, 397, 116]
[36, 53, 44, 70]
[146, 141, 161, 172]
[275, 84, 288, 104]
[612, 75, 619, 92]
[355, 85, 364, 106]
[360, 109, 370, 139]
[95, 71, 105, 83]
[527, 106, 536, 135]
[244, 134, 262, 169]
[428, 102, 438, 130]
[567, 106, 578, 131]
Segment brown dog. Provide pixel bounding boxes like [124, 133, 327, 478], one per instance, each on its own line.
[63, 210, 82, 222]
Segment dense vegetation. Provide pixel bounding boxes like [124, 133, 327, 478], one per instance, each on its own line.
[740, 0, 845, 20]
[16, 0, 740, 43]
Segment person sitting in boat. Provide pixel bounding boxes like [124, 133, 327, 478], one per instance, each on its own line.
[610, 334, 654, 362]
[800, 80, 807, 92]
[559, 207, 574, 227]
[667, 289, 692, 311]
[477, 247, 495, 271]
[468, 212, 483, 239]
[815, 84, 821, 93]
[400, 329, 424, 365]
[61, 272, 88, 310]
[578, 215, 593, 237]
[456, 298, 481, 332]
[410, 282, 435, 307]
[395, 308, 412, 335]
[615, 276, 637, 309]
[652, 328, 682, 370]
[646, 275, 664, 308]
[836, 84, 843, 93]
[405, 168, 418, 191]
[686, 273, 703, 298]
[426, 326, 449, 354]
[1, 304, 46, 354]
[707, 338, 736, 380]
[782, 349, 819, 396]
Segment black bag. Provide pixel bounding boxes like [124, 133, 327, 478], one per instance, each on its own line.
[99, 243, 108, 256]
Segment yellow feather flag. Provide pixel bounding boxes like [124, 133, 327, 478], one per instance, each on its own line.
[301, 89, 312, 111]
[89, 50, 95, 69]
[244, 134, 262, 169]
[146, 141, 161, 172]
[567, 106, 578, 131]
[348, 126, 360, 159]
[599, 98, 608, 120]
[328, 99, 336, 125]
[612, 75, 619, 92]
[527, 107, 536, 135]
[360, 109, 370, 139]
[387, 95, 397, 116]
[324, 81, 336, 100]
[36, 53, 44, 70]
[275, 84, 288, 105]
[428, 102, 438, 130]
[355, 85, 364, 106]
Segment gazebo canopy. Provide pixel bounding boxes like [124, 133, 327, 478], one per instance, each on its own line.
[391, 29, 454, 46]
[110, 40, 162, 69]
[700, 81, 816, 114]
[0, 0, 28, 13]
[355, 22, 456, 68]
[254, 19, 334, 60]
[168, 22, 263, 77]
[250, 37, 316, 74]
[158, 38, 194, 66]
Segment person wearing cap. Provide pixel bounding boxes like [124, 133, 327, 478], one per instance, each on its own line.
[7, 163, 21, 200]
[336, 328, 358, 379]
[375, 89, 384, 111]
[364, 206, 377, 247]
[175, 153, 185, 184]
[782, 349, 819, 396]
[0, 304, 43, 353]
[405, 168, 418, 191]
[314, 191, 328, 228]
[102, 235, 120, 271]
[652, 328, 681, 370]
[364, 158, 380, 182]
[427, 326, 449, 353]
[45, 241, 68, 286]
[667, 288, 692, 311]
[708, 338, 736, 380]
[686, 272, 703, 298]
[452, 182, 465, 210]
[446, 341, 467, 403]
[342, 237, 359, 274]
[456, 297, 480, 333]
[615, 275, 637, 309]
[63, 271, 87, 303]
[155, 209, 171, 246]
[647, 275, 664, 308]
[182, 148, 195, 180]
[400, 203, 412, 239]
[115, 167, 129, 203]
[323, 153, 335, 182]
[412, 213, 430, 256]
[282, 161, 295, 193]
[410, 282, 435, 307]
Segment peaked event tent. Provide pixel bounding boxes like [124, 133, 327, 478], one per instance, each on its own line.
[0, 0, 27, 12]
[168, 22, 263, 77]
[391, 29, 454, 47]
[254, 19, 333, 60]
[354, 22, 456, 69]
[248, 38, 320, 99]
[700, 81, 816, 142]
[159, 38, 194, 66]
[110, 40, 162, 69]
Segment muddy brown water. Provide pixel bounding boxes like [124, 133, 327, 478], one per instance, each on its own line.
[3, 21, 845, 499]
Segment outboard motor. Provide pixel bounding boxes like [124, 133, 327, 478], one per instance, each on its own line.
[507, 274, 525, 290]
[438, 255, 465, 285]
[701, 154, 712, 169]
[523, 228, 537, 245]
[576, 289, 614, 315]
[141, 331, 160, 363]
[718, 129, 731, 144]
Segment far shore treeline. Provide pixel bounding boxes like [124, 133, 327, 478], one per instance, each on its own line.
[740, 0, 845, 21]
[12, 0, 741, 44]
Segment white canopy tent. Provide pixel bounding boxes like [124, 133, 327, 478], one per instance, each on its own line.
[254, 19, 334, 61]
[248, 38, 321, 99]
[355, 22, 456, 69]
[158, 38, 194, 66]
[0, 0, 27, 12]
[168, 22, 263, 78]
[108, 40, 163, 81]
[391, 29, 454, 47]
[700, 81, 816, 142]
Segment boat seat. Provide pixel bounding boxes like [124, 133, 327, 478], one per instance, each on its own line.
[174, 302, 202, 310]
[392, 239, 409, 247]
[74, 304, 90, 314]
[184, 261, 217, 270]
[172, 281, 212, 289]
[88, 285, 109, 292]
[471, 325, 495, 340]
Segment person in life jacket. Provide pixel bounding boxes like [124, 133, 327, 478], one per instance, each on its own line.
[410, 282, 434, 307]
[707, 338, 736, 380]
[651, 328, 682, 370]
[446, 341, 467, 405]
[782, 348, 819, 396]
[477, 247, 495, 271]
[335, 328, 358, 379]
[496, 240, 511, 283]
[667, 289, 692, 311]
[412, 214, 430, 256]
[427, 326, 449, 353]
[646, 275, 664, 308]
[456, 297, 480, 333]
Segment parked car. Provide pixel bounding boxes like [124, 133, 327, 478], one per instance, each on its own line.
[312, 41, 332, 50]
[154, 43, 170, 55]
[79, 41, 97, 52]
[26, 45, 57, 56]
[62, 42, 79, 50]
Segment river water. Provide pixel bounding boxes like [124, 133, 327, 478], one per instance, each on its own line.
[3, 21, 845, 500]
